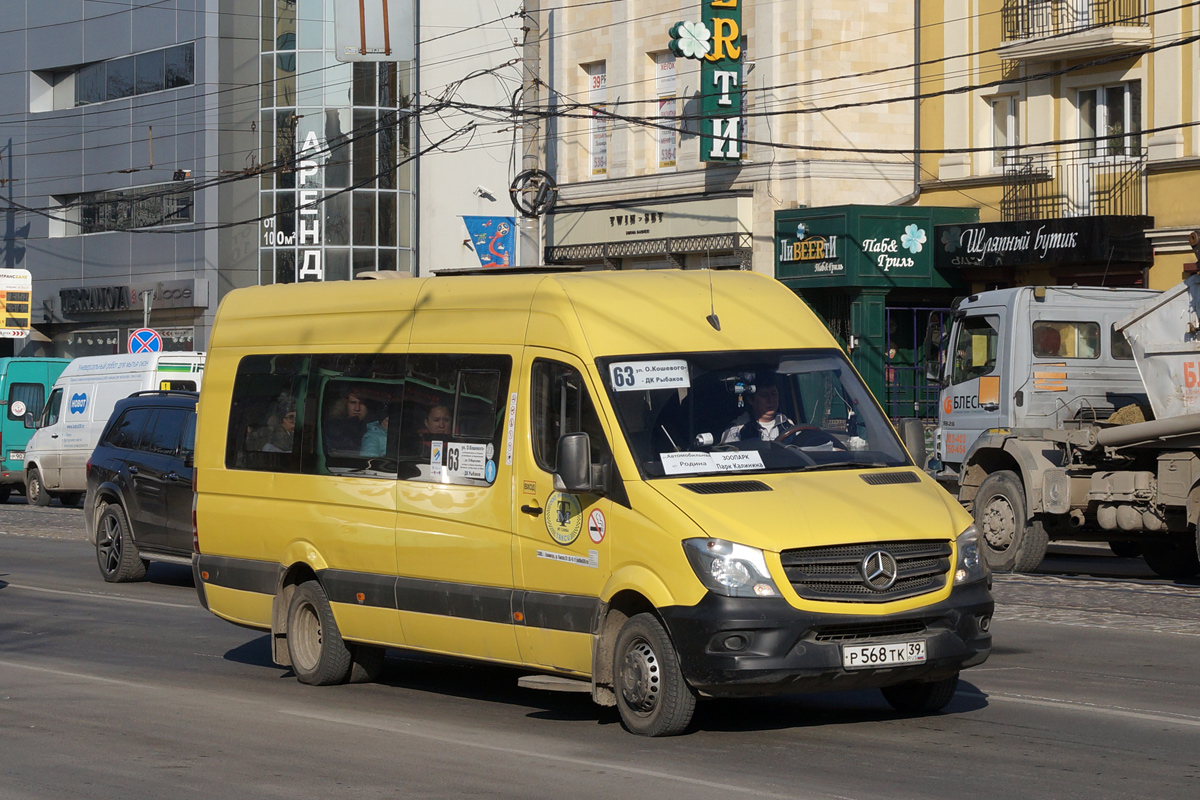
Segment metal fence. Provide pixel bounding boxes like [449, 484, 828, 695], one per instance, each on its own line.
[1002, 0, 1147, 40]
[883, 307, 953, 422]
[1001, 147, 1145, 222]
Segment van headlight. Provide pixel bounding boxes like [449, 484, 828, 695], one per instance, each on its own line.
[683, 538, 780, 598]
[954, 524, 989, 585]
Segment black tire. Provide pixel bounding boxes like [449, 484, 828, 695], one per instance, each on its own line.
[882, 672, 960, 714]
[286, 581, 353, 686]
[973, 470, 1049, 573]
[1141, 535, 1200, 580]
[95, 504, 147, 583]
[348, 645, 386, 684]
[58, 492, 84, 508]
[27, 469, 51, 507]
[613, 613, 696, 737]
[1108, 541, 1141, 559]
[0, 485, 11, 503]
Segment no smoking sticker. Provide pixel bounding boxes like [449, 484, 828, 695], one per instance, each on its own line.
[587, 509, 606, 544]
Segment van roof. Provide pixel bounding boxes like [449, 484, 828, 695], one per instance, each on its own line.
[56, 352, 206, 379]
[210, 271, 837, 357]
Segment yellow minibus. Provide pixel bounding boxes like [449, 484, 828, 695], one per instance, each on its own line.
[193, 269, 992, 736]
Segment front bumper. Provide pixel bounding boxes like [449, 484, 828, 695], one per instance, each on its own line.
[659, 581, 993, 697]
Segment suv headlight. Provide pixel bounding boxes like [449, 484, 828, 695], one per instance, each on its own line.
[954, 524, 989, 585]
[683, 538, 780, 598]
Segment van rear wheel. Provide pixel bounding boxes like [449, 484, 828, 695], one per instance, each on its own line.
[882, 672, 959, 714]
[1141, 535, 1200, 579]
[58, 492, 83, 508]
[27, 469, 51, 507]
[613, 613, 696, 737]
[286, 581, 353, 686]
[974, 470, 1048, 573]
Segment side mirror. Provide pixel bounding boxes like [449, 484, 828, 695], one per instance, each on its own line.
[24, 412, 36, 429]
[553, 432, 609, 495]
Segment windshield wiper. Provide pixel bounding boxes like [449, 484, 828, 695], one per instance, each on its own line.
[799, 460, 897, 472]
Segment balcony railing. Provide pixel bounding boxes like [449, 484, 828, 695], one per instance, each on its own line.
[1002, 0, 1147, 41]
[1000, 146, 1146, 222]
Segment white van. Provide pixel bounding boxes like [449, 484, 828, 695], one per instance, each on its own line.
[24, 352, 205, 505]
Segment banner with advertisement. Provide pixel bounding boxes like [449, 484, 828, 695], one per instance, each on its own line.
[462, 216, 516, 268]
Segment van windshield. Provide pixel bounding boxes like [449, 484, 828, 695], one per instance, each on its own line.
[599, 349, 911, 479]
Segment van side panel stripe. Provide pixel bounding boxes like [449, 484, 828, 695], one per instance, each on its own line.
[197, 556, 600, 633]
[196, 555, 281, 596]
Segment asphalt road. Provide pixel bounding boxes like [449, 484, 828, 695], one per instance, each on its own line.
[2, 501, 1199, 799]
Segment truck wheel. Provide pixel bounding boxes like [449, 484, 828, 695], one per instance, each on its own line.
[26, 469, 51, 507]
[882, 672, 959, 713]
[613, 613, 696, 737]
[1141, 535, 1200, 580]
[974, 470, 1048, 573]
[1108, 541, 1141, 559]
[286, 580, 353, 686]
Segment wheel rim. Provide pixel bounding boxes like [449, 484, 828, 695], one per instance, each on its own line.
[980, 494, 1016, 552]
[28, 475, 40, 501]
[97, 514, 121, 574]
[619, 638, 661, 715]
[291, 600, 323, 673]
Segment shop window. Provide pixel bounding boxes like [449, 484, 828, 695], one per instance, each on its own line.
[1033, 321, 1100, 359]
[1079, 81, 1141, 157]
[54, 183, 194, 236]
[66, 329, 120, 356]
[950, 315, 1000, 385]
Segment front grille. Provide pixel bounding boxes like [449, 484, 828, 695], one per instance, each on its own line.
[681, 480, 771, 494]
[813, 619, 928, 642]
[860, 471, 921, 486]
[779, 539, 952, 603]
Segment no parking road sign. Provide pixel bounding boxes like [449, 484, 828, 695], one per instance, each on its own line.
[128, 328, 163, 353]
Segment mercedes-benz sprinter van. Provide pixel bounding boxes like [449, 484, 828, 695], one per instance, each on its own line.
[194, 270, 992, 736]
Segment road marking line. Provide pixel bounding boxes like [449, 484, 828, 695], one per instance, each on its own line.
[279, 708, 851, 800]
[4, 582, 197, 609]
[960, 690, 1200, 728]
[0, 659, 152, 689]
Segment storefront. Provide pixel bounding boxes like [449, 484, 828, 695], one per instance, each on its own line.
[932, 215, 1156, 290]
[775, 205, 979, 420]
[544, 193, 753, 270]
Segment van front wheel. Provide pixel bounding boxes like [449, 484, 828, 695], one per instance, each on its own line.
[27, 469, 51, 507]
[286, 581, 353, 686]
[882, 672, 959, 714]
[613, 613, 696, 737]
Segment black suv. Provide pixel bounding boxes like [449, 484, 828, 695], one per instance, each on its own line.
[85, 391, 198, 582]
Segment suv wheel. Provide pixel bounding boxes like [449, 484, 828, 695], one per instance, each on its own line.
[95, 504, 147, 582]
[26, 469, 51, 507]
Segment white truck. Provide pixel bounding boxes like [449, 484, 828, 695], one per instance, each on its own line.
[930, 281, 1200, 578]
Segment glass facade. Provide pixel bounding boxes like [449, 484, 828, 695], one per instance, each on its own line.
[259, 0, 414, 284]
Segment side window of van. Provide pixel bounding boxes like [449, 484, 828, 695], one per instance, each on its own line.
[226, 355, 310, 473]
[531, 360, 610, 473]
[7, 383, 44, 421]
[105, 408, 153, 450]
[399, 354, 512, 486]
[41, 388, 63, 428]
[308, 353, 406, 479]
[1032, 321, 1100, 359]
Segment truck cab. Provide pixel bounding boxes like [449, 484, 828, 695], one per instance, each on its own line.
[935, 286, 1158, 476]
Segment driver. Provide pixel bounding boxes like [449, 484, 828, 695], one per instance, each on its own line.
[720, 376, 795, 443]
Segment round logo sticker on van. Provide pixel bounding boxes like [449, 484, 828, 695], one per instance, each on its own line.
[10, 400, 25, 418]
[544, 491, 583, 545]
[69, 393, 88, 415]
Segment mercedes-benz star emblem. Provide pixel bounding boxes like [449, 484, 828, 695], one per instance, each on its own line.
[861, 550, 899, 591]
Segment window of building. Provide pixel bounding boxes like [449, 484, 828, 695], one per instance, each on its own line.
[1032, 321, 1100, 359]
[991, 96, 1019, 168]
[54, 183, 194, 236]
[65, 329, 120, 356]
[586, 62, 608, 178]
[655, 53, 677, 171]
[1079, 81, 1141, 157]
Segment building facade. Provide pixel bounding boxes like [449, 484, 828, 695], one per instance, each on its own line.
[0, 0, 520, 358]
[537, 1, 921, 272]
[918, 0, 1200, 291]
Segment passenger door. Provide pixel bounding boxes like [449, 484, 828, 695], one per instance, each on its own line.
[939, 310, 1006, 466]
[513, 352, 614, 674]
[32, 387, 65, 487]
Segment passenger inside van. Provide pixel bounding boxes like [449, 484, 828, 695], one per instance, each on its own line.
[323, 387, 368, 455]
[719, 375, 795, 443]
